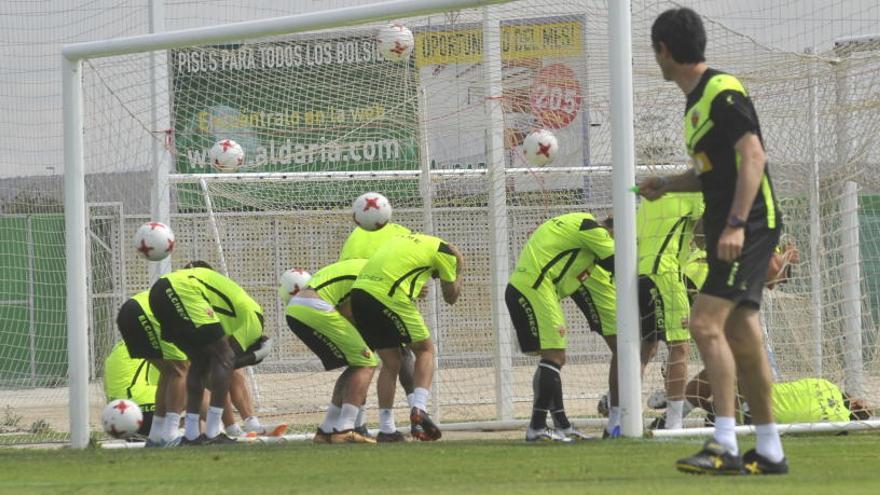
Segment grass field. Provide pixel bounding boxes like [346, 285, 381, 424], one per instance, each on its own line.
[1, 434, 878, 494]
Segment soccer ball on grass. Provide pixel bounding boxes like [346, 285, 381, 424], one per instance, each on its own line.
[133, 221, 175, 262]
[102, 399, 143, 439]
[352, 192, 392, 231]
[209, 139, 245, 172]
[522, 129, 559, 166]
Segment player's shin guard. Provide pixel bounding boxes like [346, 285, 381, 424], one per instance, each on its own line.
[530, 359, 562, 430]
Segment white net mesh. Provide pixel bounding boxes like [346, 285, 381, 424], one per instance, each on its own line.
[2, 0, 880, 443]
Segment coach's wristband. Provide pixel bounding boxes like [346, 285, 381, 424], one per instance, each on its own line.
[726, 215, 747, 229]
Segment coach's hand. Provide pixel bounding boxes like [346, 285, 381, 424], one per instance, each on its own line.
[637, 176, 668, 201]
[717, 226, 744, 262]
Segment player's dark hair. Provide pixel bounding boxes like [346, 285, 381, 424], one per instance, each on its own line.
[602, 216, 613, 230]
[651, 8, 706, 64]
[843, 392, 872, 421]
[185, 260, 213, 270]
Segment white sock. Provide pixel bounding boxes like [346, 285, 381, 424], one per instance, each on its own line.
[412, 387, 430, 412]
[755, 423, 785, 463]
[666, 400, 684, 429]
[225, 423, 243, 437]
[682, 400, 695, 417]
[355, 407, 367, 428]
[406, 393, 415, 409]
[205, 406, 224, 438]
[713, 416, 738, 455]
[148, 415, 165, 443]
[607, 407, 621, 433]
[163, 412, 182, 442]
[338, 403, 360, 431]
[183, 413, 200, 441]
[379, 408, 396, 434]
[244, 416, 261, 430]
[319, 404, 341, 433]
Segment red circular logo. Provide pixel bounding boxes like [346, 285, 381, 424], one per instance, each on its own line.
[529, 63, 582, 129]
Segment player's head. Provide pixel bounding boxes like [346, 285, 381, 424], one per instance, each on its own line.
[651, 8, 706, 79]
[843, 392, 873, 421]
[602, 215, 614, 237]
[184, 260, 213, 270]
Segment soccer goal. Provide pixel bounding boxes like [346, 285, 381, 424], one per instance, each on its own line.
[47, 0, 880, 448]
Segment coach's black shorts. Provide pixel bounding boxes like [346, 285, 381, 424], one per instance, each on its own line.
[116, 298, 163, 360]
[703, 226, 780, 309]
[349, 289, 411, 350]
[148, 278, 225, 358]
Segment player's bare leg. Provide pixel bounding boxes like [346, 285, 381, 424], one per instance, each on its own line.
[313, 368, 353, 443]
[153, 359, 188, 445]
[725, 306, 786, 471]
[408, 338, 441, 441]
[331, 366, 377, 444]
[664, 341, 689, 429]
[230, 369, 288, 437]
[685, 294, 736, 450]
[398, 347, 416, 408]
[182, 337, 237, 445]
[602, 336, 621, 437]
[375, 348, 403, 441]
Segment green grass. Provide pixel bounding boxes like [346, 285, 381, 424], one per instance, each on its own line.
[1, 435, 878, 494]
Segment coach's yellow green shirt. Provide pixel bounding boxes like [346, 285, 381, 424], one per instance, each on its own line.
[339, 223, 412, 261]
[352, 233, 457, 305]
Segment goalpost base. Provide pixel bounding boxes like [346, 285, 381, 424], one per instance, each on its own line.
[649, 419, 880, 438]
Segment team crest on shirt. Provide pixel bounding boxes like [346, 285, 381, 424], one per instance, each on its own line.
[361, 348, 372, 359]
[690, 109, 701, 128]
[557, 326, 567, 337]
[205, 307, 215, 317]
[692, 152, 712, 174]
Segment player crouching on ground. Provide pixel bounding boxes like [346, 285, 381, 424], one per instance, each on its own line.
[148, 261, 272, 446]
[506, 212, 615, 442]
[350, 233, 463, 441]
[281, 261, 379, 444]
[103, 340, 162, 440]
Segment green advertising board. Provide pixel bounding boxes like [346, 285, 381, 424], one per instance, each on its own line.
[169, 35, 420, 211]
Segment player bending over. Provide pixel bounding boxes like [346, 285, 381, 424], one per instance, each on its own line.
[282, 260, 379, 444]
[115, 290, 189, 447]
[340, 218, 420, 412]
[103, 340, 161, 439]
[350, 233, 463, 441]
[506, 212, 615, 442]
[148, 261, 271, 445]
[637, 193, 704, 430]
[562, 217, 621, 438]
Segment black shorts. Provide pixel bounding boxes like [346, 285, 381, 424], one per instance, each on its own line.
[286, 315, 348, 371]
[569, 284, 603, 336]
[504, 284, 541, 354]
[703, 226, 780, 309]
[116, 298, 162, 360]
[349, 289, 410, 350]
[638, 276, 666, 342]
[148, 278, 225, 358]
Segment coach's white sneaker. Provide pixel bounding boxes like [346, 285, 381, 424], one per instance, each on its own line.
[525, 427, 573, 443]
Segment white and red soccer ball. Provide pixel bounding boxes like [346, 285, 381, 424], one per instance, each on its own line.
[102, 399, 143, 439]
[353, 192, 392, 231]
[522, 129, 559, 166]
[209, 138, 245, 172]
[278, 268, 312, 302]
[133, 221, 175, 262]
[376, 24, 414, 62]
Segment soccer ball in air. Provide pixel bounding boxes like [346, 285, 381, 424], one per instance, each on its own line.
[102, 399, 143, 439]
[278, 268, 312, 302]
[209, 139, 245, 172]
[353, 192, 392, 231]
[522, 129, 559, 166]
[376, 24, 414, 62]
[133, 221, 175, 262]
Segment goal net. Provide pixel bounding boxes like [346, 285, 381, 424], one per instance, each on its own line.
[5, 0, 880, 445]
